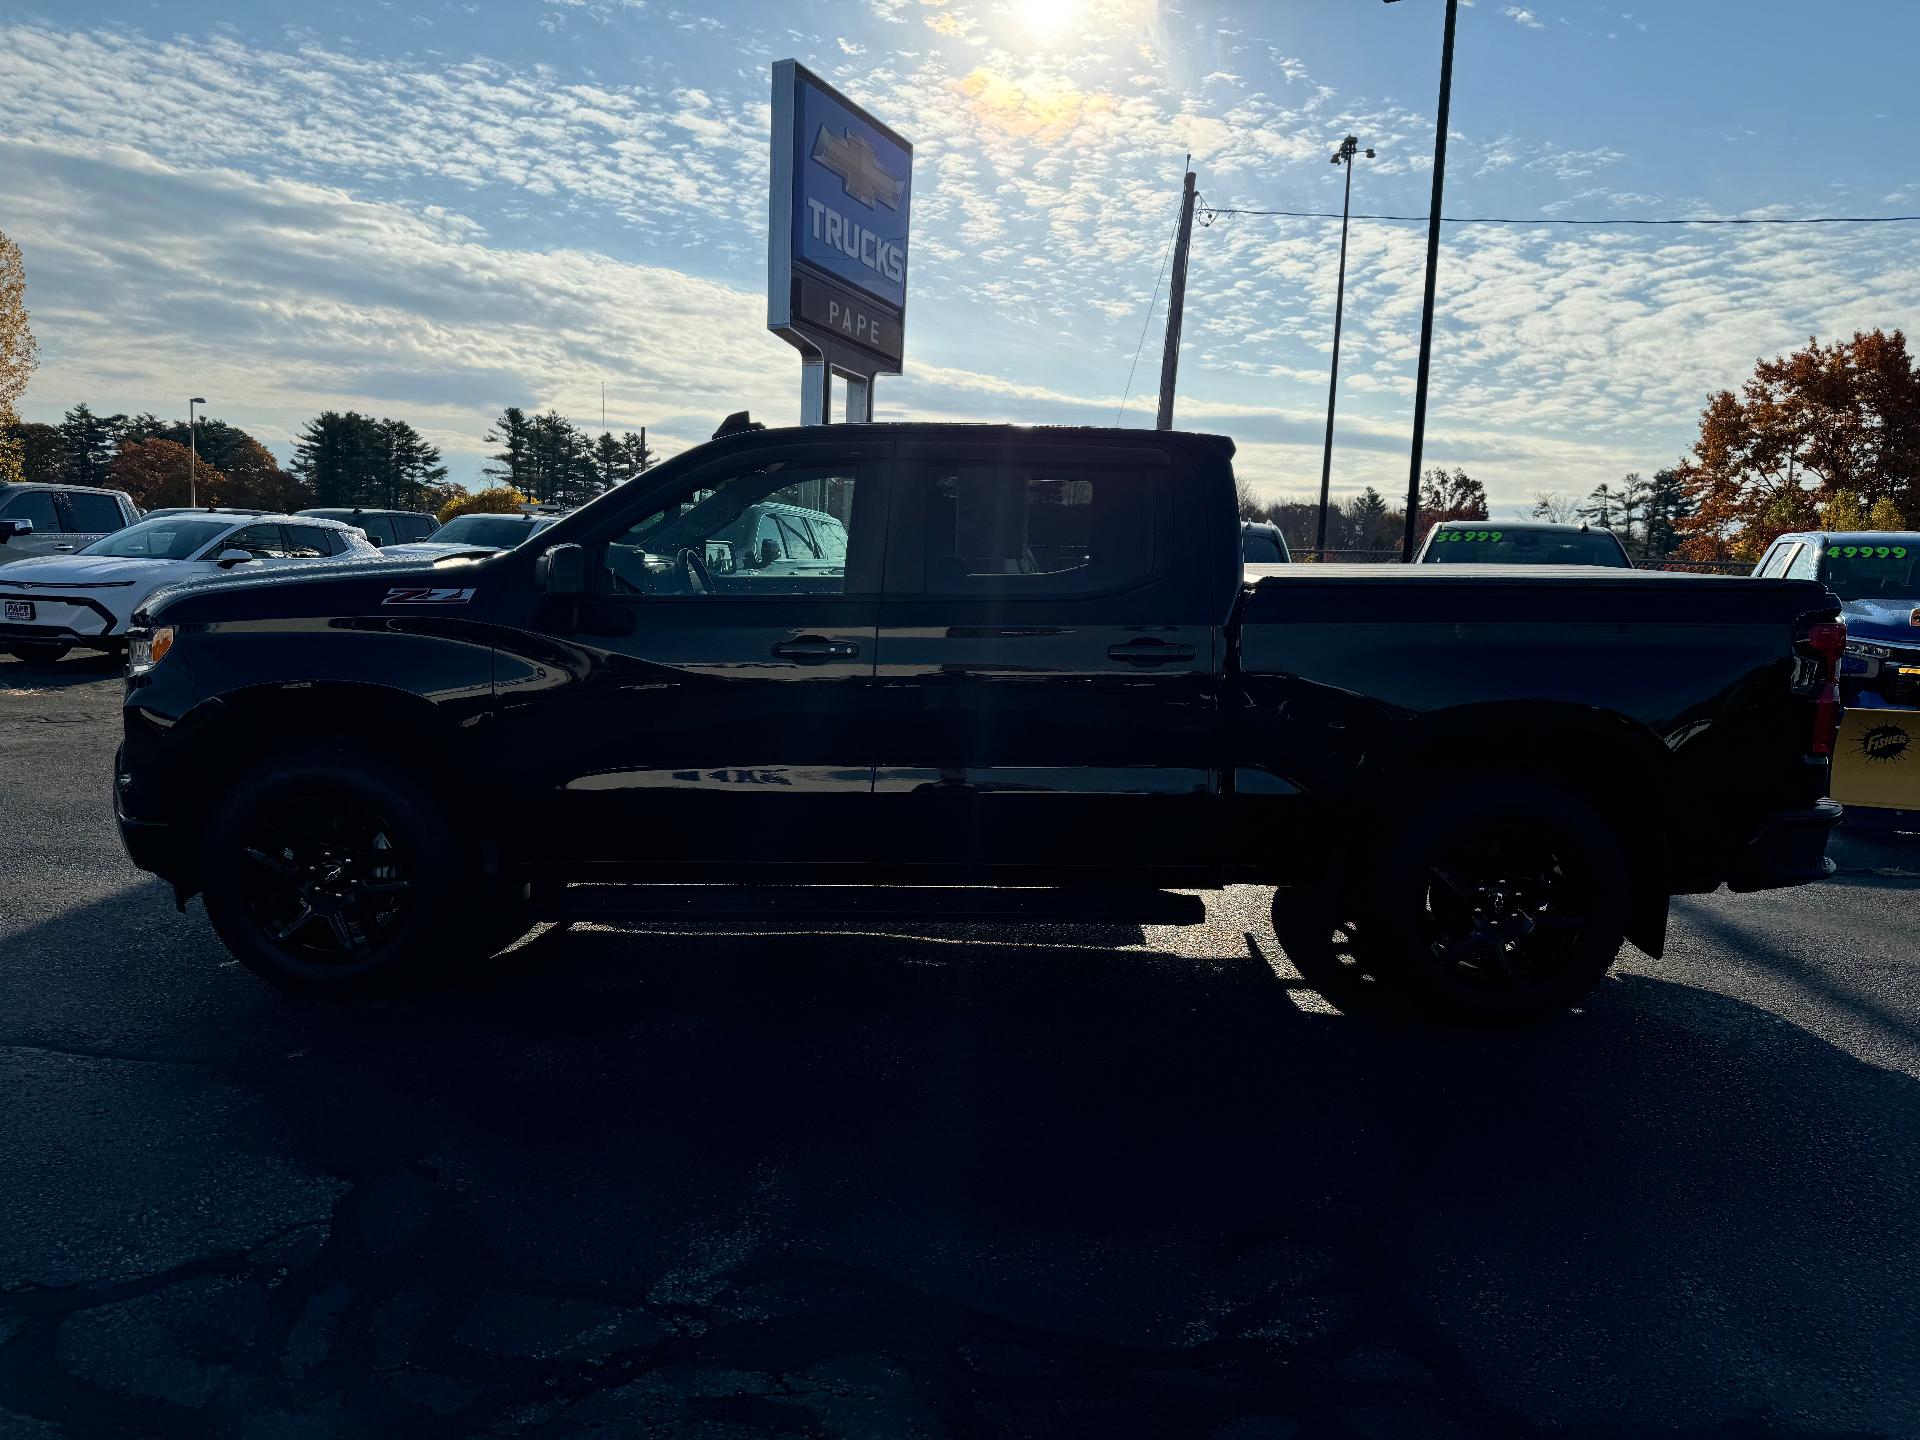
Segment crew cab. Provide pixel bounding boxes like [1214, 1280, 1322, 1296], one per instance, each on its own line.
[116, 424, 1846, 1019]
[0, 482, 141, 566]
[1752, 531, 1920, 707]
[1416, 519, 1635, 567]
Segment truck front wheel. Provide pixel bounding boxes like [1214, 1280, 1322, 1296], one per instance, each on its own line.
[201, 746, 479, 998]
[1278, 781, 1629, 1022]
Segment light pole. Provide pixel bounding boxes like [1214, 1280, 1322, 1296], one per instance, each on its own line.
[1385, 0, 1459, 561]
[188, 397, 207, 509]
[1314, 134, 1373, 561]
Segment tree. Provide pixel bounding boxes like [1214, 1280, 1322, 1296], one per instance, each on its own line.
[0, 229, 37, 486]
[3, 421, 66, 486]
[1637, 467, 1691, 559]
[1531, 492, 1576, 523]
[1235, 475, 1263, 521]
[484, 408, 533, 491]
[128, 415, 309, 510]
[371, 418, 449, 511]
[1821, 490, 1867, 531]
[1418, 466, 1488, 532]
[1577, 481, 1624, 530]
[57, 403, 128, 488]
[109, 438, 232, 512]
[1868, 496, 1909, 530]
[436, 486, 527, 525]
[1677, 329, 1920, 560]
[1344, 486, 1392, 548]
[619, 429, 655, 479]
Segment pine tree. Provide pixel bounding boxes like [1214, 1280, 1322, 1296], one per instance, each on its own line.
[57, 403, 128, 487]
[484, 408, 532, 491]
[620, 429, 655, 479]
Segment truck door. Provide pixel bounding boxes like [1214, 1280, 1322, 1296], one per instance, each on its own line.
[869, 438, 1221, 879]
[498, 439, 890, 869]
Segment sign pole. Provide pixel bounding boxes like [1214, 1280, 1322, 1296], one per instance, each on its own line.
[800, 350, 829, 425]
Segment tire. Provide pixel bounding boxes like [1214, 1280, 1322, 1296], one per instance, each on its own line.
[201, 746, 478, 998]
[1277, 780, 1629, 1023]
[7, 641, 70, 665]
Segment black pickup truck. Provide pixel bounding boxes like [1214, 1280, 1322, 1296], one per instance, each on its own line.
[116, 423, 1846, 1019]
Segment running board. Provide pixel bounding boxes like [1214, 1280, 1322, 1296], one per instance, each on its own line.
[533, 884, 1207, 927]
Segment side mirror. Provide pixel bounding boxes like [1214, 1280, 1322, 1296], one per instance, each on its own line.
[0, 517, 32, 542]
[536, 542, 585, 595]
[757, 538, 780, 568]
[215, 549, 255, 568]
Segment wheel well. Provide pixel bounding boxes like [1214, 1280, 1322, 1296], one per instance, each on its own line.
[1352, 702, 1674, 957]
[176, 683, 472, 840]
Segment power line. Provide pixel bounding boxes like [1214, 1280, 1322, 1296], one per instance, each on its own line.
[1116, 205, 1182, 424]
[1200, 207, 1920, 227]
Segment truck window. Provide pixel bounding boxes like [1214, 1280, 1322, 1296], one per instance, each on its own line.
[1785, 543, 1820, 581]
[1820, 540, 1917, 599]
[0, 490, 60, 533]
[918, 464, 1158, 596]
[603, 464, 864, 597]
[64, 492, 128, 532]
[1755, 541, 1796, 578]
[284, 525, 340, 558]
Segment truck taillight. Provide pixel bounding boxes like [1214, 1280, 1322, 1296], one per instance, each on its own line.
[1795, 617, 1846, 757]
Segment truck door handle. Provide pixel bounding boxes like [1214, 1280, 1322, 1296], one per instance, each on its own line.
[1107, 638, 1197, 666]
[772, 637, 859, 663]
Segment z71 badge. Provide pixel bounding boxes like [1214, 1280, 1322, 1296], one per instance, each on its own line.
[383, 586, 477, 606]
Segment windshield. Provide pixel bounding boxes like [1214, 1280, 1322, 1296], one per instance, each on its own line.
[427, 514, 536, 547]
[1821, 538, 1919, 600]
[80, 517, 233, 560]
[1424, 527, 1631, 566]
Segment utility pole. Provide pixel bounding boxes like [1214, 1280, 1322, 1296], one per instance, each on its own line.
[1392, 0, 1460, 561]
[187, 396, 206, 509]
[1155, 168, 1198, 431]
[1315, 135, 1373, 560]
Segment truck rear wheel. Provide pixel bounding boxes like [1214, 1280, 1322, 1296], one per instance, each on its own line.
[201, 747, 478, 998]
[1278, 781, 1629, 1022]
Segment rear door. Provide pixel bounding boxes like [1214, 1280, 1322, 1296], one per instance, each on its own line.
[0, 489, 64, 560]
[869, 437, 1221, 878]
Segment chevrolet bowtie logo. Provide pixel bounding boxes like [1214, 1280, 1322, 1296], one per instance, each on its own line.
[813, 126, 902, 211]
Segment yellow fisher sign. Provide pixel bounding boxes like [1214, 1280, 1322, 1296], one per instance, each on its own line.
[1832, 706, 1920, 815]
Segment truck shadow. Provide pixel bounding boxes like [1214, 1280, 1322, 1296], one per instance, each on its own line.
[3, 892, 1919, 1437]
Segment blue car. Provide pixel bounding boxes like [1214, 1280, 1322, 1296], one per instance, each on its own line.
[1752, 531, 1920, 706]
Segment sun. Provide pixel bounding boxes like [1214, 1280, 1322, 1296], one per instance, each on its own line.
[1021, 0, 1086, 41]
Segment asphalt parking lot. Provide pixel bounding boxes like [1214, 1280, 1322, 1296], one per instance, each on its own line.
[3, 652, 1919, 1440]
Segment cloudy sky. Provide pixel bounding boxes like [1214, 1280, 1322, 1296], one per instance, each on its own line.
[4, 0, 1918, 515]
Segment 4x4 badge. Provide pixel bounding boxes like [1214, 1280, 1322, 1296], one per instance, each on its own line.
[383, 586, 476, 606]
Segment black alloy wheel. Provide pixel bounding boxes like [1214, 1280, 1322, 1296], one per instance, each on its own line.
[236, 793, 414, 963]
[1277, 781, 1628, 1022]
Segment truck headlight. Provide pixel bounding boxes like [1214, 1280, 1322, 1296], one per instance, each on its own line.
[128, 626, 175, 675]
[1846, 641, 1891, 660]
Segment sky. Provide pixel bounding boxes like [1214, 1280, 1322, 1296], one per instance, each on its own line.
[3, 0, 1919, 518]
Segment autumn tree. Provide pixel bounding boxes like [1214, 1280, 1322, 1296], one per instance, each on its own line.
[1678, 329, 1920, 559]
[1821, 490, 1866, 531]
[1868, 496, 1907, 531]
[0, 229, 36, 486]
[126, 415, 309, 510]
[1418, 466, 1488, 533]
[109, 438, 232, 512]
[436, 486, 527, 525]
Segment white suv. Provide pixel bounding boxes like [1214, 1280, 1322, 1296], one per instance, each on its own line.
[0, 512, 378, 664]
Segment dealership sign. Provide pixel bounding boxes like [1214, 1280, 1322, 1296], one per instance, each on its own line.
[768, 60, 913, 384]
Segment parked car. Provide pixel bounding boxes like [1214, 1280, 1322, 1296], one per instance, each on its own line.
[1751, 531, 1920, 708]
[298, 507, 438, 547]
[0, 512, 377, 663]
[0, 482, 141, 565]
[117, 422, 1844, 1016]
[1416, 520, 1634, 567]
[380, 510, 566, 561]
[1241, 521, 1290, 564]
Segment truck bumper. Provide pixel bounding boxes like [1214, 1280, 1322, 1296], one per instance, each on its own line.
[1724, 799, 1843, 892]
